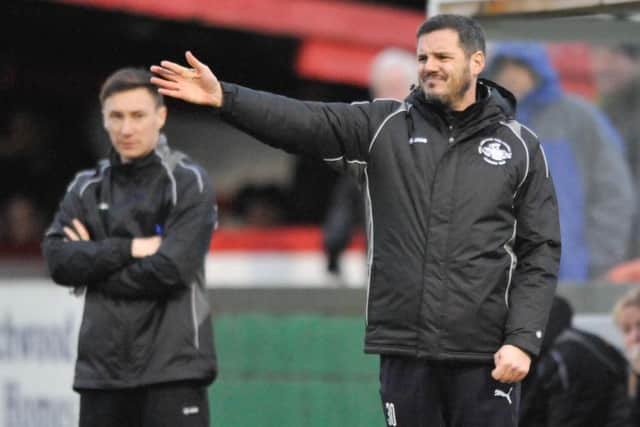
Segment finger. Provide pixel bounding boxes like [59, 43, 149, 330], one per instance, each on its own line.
[72, 219, 90, 241]
[63, 226, 80, 241]
[149, 66, 180, 82]
[185, 51, 207, 72]
[160, 60, 192, 76]
[157, 88, 182, 98]
[150, 77, 181, 91]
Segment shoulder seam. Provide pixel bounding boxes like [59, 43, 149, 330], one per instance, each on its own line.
[368, 105, 407, 153]
[177, 159, 205, 193]
[499, 120, 530, 194]
[72, 162, 110, 198]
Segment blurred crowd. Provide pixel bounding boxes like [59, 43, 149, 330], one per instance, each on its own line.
[3, 41, 640, 286]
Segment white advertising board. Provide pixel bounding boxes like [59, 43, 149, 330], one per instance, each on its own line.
[0, 281, 83, 427]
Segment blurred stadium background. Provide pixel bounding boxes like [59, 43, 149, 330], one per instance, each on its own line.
[1, 0, 640, 426]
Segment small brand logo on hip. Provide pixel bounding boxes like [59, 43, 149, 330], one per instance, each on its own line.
[493, 387, 513, 405]
[182, 406, 200, 416]
[385, 402, 397, 426]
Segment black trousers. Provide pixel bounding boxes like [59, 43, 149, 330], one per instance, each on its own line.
[379, 355, 520, 427]
[78, 381, 210, 427]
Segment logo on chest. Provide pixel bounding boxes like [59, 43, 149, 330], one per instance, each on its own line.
[478, 138, 512, 165]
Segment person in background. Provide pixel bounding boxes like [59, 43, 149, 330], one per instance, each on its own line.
[152, 14, 561, 427]
[613, 286, 640, 425]
[595, 45, 640, 283]
[488, 42, 634, 282]
[521, 296, 631, 427]
[0, 194, 45, 254]
[323, 48, 415, 278]
[42, 68, 217, 427]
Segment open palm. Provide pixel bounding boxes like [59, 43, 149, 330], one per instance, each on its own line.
[150, 51, 222, 107]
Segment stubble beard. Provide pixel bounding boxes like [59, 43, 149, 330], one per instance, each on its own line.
[422, 67, 472, 110]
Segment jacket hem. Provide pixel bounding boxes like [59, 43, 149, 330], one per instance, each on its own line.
[365, 344, 495, 363]
[73, 371, 216, 391]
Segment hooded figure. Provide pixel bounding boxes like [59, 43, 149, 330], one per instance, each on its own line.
[520, 296, 632, 427]
[487, 42, 634, 282]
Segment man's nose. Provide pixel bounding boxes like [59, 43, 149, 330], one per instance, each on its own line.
[421, 59, 438, 74]
[121, 117, 134, 134]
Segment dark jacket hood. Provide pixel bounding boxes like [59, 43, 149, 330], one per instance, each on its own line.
[486, 42, 562, 121]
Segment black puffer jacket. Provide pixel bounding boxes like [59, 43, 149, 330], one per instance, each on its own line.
[42, 137, 217, 389]
[220, 79, 561, 361]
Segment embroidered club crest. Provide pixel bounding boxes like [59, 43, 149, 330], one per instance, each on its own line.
[478, 138, 512, 165]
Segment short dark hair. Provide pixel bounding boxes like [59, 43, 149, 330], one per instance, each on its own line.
[99, 67, 163, 107]
[416, 14, 486, 57]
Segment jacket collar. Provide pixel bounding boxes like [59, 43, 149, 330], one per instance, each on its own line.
[109, 134, 168, 171]
[407, 79, 516, 139]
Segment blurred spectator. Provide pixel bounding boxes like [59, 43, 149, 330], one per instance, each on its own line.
[323, 48, 415, 276]
[0, 110, 55, 209]
[368, 48, 417, 101]
[521, 296, 632, 427]
[488, 42, 635, 282]
[232, 183, 287, 226]
[613, 287, 640, 424]
[592, 44, 640, 259]
[0, 194, 45, 254]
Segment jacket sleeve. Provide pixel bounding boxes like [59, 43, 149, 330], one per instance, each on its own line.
[504, 140, 561, 357]
[219, 82, 374, 167]
[583, 108, 635, 277]
[42, 181, 133, 287]
[93, 167, 216, 299]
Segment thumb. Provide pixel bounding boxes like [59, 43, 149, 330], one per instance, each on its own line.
[185, 51, 207, 72]
[491, 349, 503, 380]
[491, 364, 503, 381]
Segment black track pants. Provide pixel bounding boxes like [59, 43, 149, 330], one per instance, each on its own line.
[79, 381, 210, 427]
[379, 355, 520, 427]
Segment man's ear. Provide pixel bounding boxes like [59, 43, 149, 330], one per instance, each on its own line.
[101, 109, 109, 130]
[156, 105, 167, 129]
[470, 51, 486, 78]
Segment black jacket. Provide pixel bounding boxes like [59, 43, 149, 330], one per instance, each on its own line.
[220, 79, 561, 361]
[42, 137, 217, 389]
[521, 328, 632, 427]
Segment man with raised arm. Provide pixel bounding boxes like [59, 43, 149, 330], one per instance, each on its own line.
[151, 14, 560, 427]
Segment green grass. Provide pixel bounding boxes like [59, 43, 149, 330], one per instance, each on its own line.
[207, 314, 383, 427]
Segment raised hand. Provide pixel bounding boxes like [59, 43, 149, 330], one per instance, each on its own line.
[150, 51, 222, 107]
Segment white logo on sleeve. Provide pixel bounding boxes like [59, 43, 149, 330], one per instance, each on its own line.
[494, 387, 513, 405]
[182, 406, 200, 416]
[409, 137, 428, 144]
[385, 402, 397, 426]
[479, 138, 512, 165]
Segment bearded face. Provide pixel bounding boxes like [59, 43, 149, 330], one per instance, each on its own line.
[417, 29, 482, 111]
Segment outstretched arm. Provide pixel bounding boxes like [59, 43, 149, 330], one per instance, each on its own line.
[150, 52, 377, 166]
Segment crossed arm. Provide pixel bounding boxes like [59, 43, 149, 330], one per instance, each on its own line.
[43, 174, 216, 299]
[63, 218, 161, 258]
